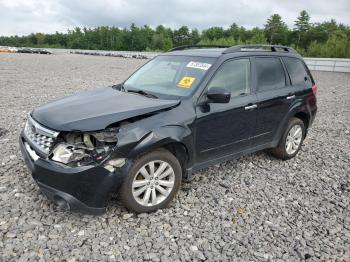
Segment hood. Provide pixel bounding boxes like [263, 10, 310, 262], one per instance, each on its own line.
[32, 87, 179, 132]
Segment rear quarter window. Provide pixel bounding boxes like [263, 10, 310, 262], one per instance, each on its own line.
[283, 57, 309, 86]
[256, 57, 286, 92]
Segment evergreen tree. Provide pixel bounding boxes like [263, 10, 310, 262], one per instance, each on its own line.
[0, 12, 349, 58]
[264, 14, 288, 44]
[294, 10, 311, 48]
[173, 26, 191, 46]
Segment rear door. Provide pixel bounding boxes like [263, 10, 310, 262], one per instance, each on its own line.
[253, 56, 294, 145]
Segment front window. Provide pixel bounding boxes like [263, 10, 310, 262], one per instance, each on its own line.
[124, 55, 216, 98]
[207, 58, 251, 97]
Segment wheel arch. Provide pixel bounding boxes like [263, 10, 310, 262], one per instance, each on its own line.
[274, 104, 310, 145]
[125, 126, 193, 178]
[293, 111, 310, 137]
[162, 142, 189, 178]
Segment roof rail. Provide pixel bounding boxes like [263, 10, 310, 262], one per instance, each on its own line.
[222, 44, 297, 54]
[168, 45, 230, 52]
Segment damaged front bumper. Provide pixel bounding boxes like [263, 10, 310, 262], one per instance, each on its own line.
[19, 133, 130, 215]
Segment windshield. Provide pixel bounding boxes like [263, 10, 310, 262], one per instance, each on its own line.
[124, 55, 216, 98]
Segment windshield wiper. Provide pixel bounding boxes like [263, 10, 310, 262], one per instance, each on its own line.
[127, 88, 158, 99]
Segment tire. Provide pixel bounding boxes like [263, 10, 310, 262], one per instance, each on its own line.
[270, 117, 305, 160]
[120, 148, 182, 213]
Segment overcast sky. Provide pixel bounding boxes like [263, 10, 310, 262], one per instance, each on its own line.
[0, 0, 349, 36]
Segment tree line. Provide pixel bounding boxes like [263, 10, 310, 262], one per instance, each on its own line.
[0, 11, 349, 58]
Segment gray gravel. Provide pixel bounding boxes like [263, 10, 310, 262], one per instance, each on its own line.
[0, 53, 349, 261]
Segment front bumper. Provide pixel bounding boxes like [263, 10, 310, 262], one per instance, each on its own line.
[19, 134, 129, 215]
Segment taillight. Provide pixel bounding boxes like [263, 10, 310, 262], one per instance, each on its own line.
[312, 84, 317, 95]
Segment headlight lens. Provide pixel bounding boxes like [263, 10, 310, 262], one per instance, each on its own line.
[51, 143, 113, 166]
[50, 129, 118, 166]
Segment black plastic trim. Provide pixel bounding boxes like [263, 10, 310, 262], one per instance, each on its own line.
[168, 45, 230, 52]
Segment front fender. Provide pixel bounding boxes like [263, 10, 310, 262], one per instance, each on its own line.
[114, 124, 193, 162]
[129, 125, 192, 158]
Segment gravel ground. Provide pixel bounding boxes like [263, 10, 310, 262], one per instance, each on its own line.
[0, 53, 349, 261]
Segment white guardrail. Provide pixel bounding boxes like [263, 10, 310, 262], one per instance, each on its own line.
[62, 49, 350, 73]
[303, 58, 350, 73]
[48, 48, 160, 59]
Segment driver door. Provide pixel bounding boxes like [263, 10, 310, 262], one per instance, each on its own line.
[194, 58, 258, 164]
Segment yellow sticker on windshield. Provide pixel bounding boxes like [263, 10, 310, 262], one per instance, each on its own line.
[178, 77, 196, 88]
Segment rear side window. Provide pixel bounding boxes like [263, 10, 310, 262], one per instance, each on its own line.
[207, 58, 251, 97]
[256, 57, 286, 92]
[283, 57, 308, 86]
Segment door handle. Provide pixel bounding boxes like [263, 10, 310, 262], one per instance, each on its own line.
[286, 95, 295, 100]
[244, 104, 257, 110]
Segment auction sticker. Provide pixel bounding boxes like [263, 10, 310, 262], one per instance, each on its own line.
[178, 77, 196, 88]
[186, 61, 212, 70]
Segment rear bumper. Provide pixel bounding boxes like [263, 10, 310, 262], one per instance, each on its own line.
[305, 107, 317, 138]
[309, 107, 317, 127]
[19, 134, 129, 215]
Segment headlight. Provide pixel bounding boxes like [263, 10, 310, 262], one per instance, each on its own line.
[51, 129, 118, 166]
[52, 144, 90, 164]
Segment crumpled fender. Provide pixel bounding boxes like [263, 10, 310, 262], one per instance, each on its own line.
[114, 124, 193, 164]
[130, 125, 192, 157]
[108, 101, 196, 168]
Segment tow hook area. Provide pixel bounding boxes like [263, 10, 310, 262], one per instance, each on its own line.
[37, 181, 106, 215]
[54, 195, 70, 210]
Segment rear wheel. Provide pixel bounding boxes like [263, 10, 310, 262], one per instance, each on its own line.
[271, 117, 305, 160]
[120, 148, 182, 213]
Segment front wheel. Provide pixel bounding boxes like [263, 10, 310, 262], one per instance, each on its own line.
[120, 148, 182, 213]
[271, 117, 305, 160]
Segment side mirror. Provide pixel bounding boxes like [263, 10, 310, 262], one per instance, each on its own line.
[207, 87, 231, 103]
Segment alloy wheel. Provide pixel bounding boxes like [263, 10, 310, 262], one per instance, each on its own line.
[285, 124, 303, 155]
[131, 160, 175, 207]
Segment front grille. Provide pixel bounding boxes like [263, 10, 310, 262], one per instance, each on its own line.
[24, 115, 59, 156]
